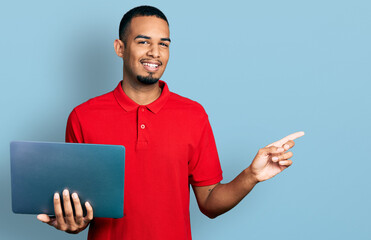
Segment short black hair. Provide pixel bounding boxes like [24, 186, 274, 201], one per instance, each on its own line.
[119, 5, 169, 44]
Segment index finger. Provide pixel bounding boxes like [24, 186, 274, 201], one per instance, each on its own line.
[266, 131, 305, 147]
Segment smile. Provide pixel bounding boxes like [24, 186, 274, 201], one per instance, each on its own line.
[143, 62, 159, 68]
[140, 59, 162, 72]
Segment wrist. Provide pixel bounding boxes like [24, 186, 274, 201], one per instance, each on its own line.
[244, 166, 260, 185]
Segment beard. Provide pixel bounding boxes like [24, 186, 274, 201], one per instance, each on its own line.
[137, 74, 159, 85]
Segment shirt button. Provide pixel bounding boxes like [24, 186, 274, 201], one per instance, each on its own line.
[140, 124, 145, 129]
[141, 108, 145, 112]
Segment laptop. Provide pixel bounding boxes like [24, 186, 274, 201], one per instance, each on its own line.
[10, 141, 125, 218]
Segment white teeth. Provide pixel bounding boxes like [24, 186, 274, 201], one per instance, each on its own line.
[143, 63, 158, 68]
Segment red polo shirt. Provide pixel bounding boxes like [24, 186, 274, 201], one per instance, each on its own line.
[66, 80, 223, 240]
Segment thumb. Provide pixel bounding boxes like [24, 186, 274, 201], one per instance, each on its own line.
[37, 214, 50, 223]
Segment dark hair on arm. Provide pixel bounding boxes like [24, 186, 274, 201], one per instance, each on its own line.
[119, 5, 169, 45]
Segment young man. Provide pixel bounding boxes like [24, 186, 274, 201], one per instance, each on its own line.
[37, 6, 304, 240]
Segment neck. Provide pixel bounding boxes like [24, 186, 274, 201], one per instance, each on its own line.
[121, 78, 162, 105]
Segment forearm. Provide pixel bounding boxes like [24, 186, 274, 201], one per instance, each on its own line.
[195, 132, 304, 219]
[201, 166, 259, 218]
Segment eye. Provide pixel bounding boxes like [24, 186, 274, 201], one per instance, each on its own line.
[138, 41, 149, 45]
[160, 42, 169, 47]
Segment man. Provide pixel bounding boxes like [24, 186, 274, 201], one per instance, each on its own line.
[37, 5, 304, 239]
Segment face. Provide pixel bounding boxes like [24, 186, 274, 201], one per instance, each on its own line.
[120, 16, 170, 85]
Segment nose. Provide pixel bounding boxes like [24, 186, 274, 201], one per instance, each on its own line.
[147, 44, 160, 58]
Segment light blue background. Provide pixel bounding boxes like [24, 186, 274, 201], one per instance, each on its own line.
[1, 0, 370, 239]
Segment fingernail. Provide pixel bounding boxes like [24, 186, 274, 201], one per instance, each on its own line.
[85, 202, 91, 207]
[272, 156, 278, 161]
[72, 193, 78, 199]
[54, 193, 59, 199]
[63, 189, 69, 196]
[278, 147, 284, 152]
[284, 144, 289, 149]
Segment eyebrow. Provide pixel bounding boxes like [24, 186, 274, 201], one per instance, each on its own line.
[134, 34, 171, 42]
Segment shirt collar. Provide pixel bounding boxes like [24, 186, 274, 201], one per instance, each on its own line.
[113, 80, 170, 114]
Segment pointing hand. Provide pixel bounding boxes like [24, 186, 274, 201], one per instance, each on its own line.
[249, 131, 305, 182]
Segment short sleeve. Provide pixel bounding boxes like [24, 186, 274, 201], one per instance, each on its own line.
[65, 109, 84, 143]
[188, 117, 223, 186]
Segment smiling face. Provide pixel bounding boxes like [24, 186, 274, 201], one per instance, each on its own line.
[120, 16, 170, 85]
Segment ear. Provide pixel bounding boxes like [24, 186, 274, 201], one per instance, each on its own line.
[114, 39, 125, 58]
